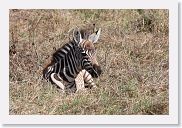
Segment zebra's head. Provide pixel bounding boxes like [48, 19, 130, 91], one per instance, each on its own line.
[73, 26, 102, 78]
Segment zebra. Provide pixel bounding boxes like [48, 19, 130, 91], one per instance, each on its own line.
[43, 27, 101, 93]
[76, 68, 98, 91]
[50, 69, 96, 92]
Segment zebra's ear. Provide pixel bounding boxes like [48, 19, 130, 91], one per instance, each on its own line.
[88, 28, 101, 44]
[73, 28, 83, 44]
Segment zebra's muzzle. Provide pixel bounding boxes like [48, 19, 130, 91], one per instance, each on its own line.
[92, 64, 102, 78]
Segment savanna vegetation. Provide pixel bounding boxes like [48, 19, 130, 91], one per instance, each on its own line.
[9, 9, 169, 115]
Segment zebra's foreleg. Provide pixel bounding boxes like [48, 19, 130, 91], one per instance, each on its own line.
[75, 70, 85, 91]
[82, 69, 96, 88]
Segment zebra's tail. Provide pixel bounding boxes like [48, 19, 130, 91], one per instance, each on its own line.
[42, 62, 54, 81]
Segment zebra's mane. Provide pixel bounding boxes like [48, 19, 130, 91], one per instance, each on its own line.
[52, 26, 96, 63]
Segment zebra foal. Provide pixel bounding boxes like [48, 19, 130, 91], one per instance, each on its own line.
[43, 27, 101, 93]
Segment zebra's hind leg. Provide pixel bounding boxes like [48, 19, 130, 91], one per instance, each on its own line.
[50, 73, 65, 90]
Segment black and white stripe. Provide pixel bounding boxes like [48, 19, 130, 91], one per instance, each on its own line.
[43, 27, 101, 93]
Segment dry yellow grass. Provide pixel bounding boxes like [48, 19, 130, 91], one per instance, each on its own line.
[9, 9, 169, 115]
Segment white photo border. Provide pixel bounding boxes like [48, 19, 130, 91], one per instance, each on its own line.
[0, 0, 178, 124]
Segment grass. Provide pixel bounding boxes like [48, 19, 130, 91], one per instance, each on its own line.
[9, 9, 169, 115]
